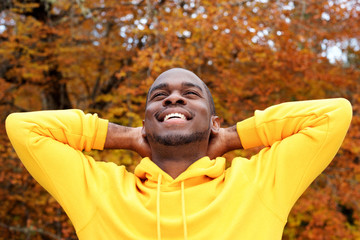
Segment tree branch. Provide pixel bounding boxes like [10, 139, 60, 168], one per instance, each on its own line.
[0, 222, 62, 240]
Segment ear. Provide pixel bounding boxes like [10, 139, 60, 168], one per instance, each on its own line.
[210, 116, 220, 136]
[141, 120, 146, 138]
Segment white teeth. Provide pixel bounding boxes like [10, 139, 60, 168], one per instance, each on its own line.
[164, 113, 186, 121]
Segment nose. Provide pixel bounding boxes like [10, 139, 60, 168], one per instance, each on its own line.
[163, 91, 187, 106]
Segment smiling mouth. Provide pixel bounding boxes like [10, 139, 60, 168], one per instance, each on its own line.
[163, 113, 187, 122]
[155, 108, 193, 122]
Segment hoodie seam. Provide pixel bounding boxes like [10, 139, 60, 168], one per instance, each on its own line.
[240, 166, 286, 224]
[287, 115, 330, 206]
[76, 206, 99, 234]
[26, 129, 97, 233]
[240, 114, 330, 224]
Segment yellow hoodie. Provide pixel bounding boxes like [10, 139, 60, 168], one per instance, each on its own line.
[6, 98, 352, 240]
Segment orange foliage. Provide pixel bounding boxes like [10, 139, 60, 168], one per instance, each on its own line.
[0, 0, 359, 239]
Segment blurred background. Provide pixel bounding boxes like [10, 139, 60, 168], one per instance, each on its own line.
[0, 0, 359, 239]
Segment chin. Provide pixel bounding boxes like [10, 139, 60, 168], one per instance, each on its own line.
[148, 131, 209, 146]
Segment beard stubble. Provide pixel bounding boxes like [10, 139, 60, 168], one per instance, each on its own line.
[147, 130, 209, 146]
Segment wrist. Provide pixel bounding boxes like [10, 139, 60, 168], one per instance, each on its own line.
[225, 125, 242, 151]
[104, 123, 134, 149]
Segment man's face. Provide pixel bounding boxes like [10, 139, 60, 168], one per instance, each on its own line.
[143, 69, 214, 146]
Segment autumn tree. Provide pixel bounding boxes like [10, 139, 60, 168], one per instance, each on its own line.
[0, 0, 359, 239]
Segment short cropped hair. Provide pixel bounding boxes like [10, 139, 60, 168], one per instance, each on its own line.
[145, 82, 216, 116]
[202, 81, 216, 115]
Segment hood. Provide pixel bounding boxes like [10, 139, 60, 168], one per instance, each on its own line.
[134, 156, 226, 187]
[134, 156, 226, 240]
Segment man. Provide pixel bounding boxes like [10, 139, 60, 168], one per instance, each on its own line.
[6, 68, 352, 239]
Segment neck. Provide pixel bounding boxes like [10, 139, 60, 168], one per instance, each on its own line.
[150, 142, 208, 179]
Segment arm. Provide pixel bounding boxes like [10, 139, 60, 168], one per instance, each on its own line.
[104, 123, 151, 157]
[6, 110, 151, 229]
[5, 110, 109, 229]
[207, 125, 243, 159]
[237, 98, 352, 150]
[235, 98, 352, 216]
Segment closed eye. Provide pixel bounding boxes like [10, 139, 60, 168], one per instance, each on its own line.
[151, 92, 167, 100]
[184, 91, 200, 97]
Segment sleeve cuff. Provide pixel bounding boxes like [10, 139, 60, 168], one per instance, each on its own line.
[93, 118, 109, 150]
[236, 117, 262, 149]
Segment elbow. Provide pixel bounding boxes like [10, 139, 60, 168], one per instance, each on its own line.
[329, 98, 353, 135]
[5, 113, 20, 134]
[338, 98, 353, 125]
[5, 112, 29, 142]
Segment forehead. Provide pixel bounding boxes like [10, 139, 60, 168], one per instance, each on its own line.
[149, 69, 205, 93]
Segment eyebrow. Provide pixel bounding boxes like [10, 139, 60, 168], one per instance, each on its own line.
[182, 82, 204, 93]
[148, 83, 169, 96]
[148, 81, 204, 97]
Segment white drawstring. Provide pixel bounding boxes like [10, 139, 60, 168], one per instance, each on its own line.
[157, 174, 162, 240]
[181, 181, 188, 240]
[156, 175, 188, 240]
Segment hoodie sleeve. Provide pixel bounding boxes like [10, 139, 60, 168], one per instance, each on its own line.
[5, 110, 109, 230]
[236, 98, 352, 218]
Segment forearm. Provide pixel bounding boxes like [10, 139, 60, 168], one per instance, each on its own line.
[104, 123, 151, 157]
[236, 98, 352, 149]
[104, 122, 136, 150]
[207, 124, 243, 158]
[6, 110, 108, 152]
[224, 125, 243, 152]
